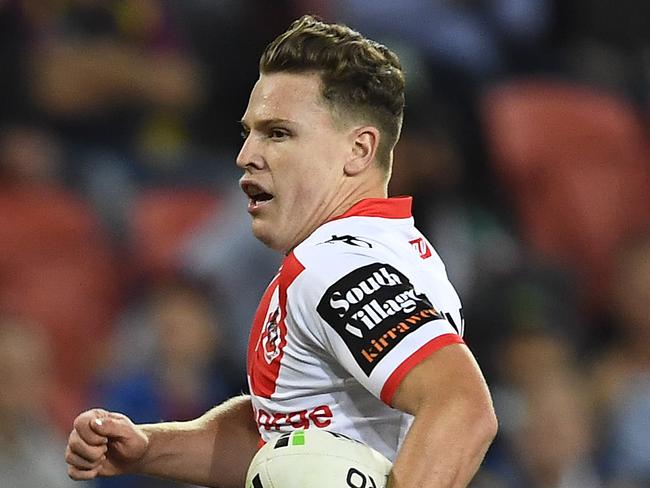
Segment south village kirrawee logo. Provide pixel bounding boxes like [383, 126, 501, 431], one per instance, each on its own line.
[317, 263, 445, 375]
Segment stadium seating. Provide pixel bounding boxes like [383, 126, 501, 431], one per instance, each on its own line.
[481, 79, 650, 310]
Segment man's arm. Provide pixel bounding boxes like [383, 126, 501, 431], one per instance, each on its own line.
[66, 395, 259, 488]
[388, 344, 498, 487]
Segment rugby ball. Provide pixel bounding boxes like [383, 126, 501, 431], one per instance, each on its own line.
[245, 429, 392, 488]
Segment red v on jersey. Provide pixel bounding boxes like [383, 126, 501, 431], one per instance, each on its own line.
[248, 254, 305, 398]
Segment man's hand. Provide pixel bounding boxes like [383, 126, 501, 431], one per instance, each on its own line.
[65, 409, 149, 481]
[63, 397, 259, 488]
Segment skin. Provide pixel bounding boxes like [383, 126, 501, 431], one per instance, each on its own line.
[237, 71, 385, 254]
[65, 396, 258, 488]
[65, 71, 497, 487]
[389, 345, 497, 487]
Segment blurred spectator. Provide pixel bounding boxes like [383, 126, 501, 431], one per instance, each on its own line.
[21, 0, 213, 239]
[0, 123, 121, 431]
[100, 279, 240, 421]
[181, 186, 282, 366]
[29, 0, 202, 128]
[169, 0, 295, 151]
[95, 279, 241, 488]
[473, 279, 604, 487]
[476, 370, 603, 487]
[593, 232, 650, 486]
[0, 316, 91, 488]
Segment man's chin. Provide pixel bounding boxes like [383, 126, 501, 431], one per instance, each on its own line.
[251, 221, 285, 253]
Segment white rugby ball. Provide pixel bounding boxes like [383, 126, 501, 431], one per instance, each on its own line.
[245, 429, 392, 488]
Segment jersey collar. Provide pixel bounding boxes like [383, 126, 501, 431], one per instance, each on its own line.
[330, 196, 413, 221]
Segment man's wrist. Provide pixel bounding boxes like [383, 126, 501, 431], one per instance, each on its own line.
[125, 423, 156, 475]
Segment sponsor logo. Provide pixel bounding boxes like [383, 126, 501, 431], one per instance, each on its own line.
[359, 307, 441, 365]
[317, 263, 444, 374]
[255, 405, 333, 431]
[320, 235, 373, 248]
[409, 237, 432, 259]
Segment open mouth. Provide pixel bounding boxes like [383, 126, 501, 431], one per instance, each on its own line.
[240, 180, 274, 211]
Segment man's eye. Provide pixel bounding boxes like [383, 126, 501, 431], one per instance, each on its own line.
[240, 130, 249, 140]
[269, 129, 289, 140]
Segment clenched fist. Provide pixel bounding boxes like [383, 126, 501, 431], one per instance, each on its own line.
[65, 409, 149, 480]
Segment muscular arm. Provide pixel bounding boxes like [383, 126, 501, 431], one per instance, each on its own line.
[387, 344, 497, 487]
[67, 395, 259, 488]
[136, 395, 259, 487]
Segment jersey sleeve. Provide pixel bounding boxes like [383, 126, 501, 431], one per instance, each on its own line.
[289, 249, 464, 406]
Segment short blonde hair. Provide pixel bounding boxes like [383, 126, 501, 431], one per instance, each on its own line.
[260, 15, 405, 170]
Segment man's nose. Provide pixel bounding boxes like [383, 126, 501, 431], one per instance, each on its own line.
[236, 134, 264, 170]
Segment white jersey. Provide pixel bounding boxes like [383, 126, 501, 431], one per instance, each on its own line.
[247, 197, 464, 461]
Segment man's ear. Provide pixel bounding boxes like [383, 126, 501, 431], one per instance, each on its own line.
[344, 126, 380, 176]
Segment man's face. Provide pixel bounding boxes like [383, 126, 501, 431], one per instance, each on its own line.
[238, 72, 353, 253]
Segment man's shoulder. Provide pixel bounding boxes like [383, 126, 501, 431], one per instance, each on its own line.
[306, 213, 405, 249]
[288, 236, 379, 295]
[284, 217, 417, 301]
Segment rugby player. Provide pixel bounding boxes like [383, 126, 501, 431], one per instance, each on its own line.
[65, 15, 497, 487]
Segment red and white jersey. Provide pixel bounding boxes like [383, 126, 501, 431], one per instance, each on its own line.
[247, 197, 464, 461]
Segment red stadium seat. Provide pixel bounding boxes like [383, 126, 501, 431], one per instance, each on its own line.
[0, 184, 121, 430]
[482, 79, 650, 310]
[128, 187, 220, 279]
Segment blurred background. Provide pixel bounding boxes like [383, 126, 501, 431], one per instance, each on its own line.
[0, 1, 648, 487]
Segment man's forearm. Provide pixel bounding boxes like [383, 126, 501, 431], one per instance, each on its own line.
[387, 396, 497, 487]
[135, 395, 259, 488]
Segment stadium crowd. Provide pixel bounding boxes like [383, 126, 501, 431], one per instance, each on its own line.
[0, 1, 649, 487]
